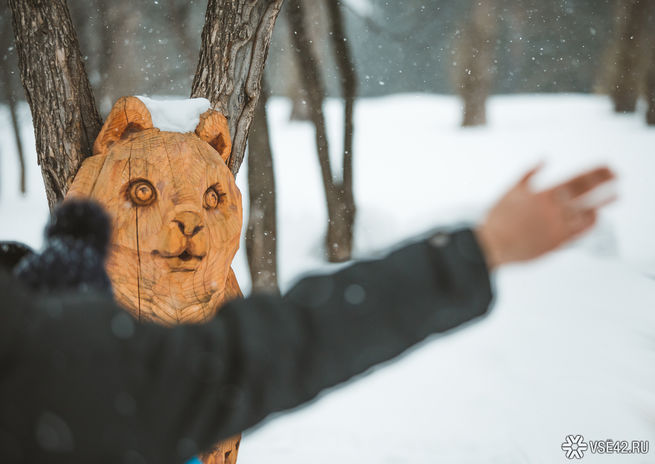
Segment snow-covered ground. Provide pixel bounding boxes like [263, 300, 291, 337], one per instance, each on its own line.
[1, 94, 654, 462]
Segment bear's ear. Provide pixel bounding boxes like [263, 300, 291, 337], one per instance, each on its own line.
[195, 109, 232, 165]
[93, 97, 153, 157]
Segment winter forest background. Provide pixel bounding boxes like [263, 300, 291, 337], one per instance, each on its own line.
[1, 0, 655, 462]
[0, 0, 643, 105]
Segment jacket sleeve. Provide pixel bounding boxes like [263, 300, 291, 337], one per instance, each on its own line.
[0, 229, 492, 464]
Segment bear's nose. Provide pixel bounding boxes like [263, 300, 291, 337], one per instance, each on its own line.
[173, 211, 204, 237]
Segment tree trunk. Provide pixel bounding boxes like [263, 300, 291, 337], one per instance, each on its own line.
[287, 0, 353, 262]
[0, 11, 26, 194]
[287, 0, 323, 122]
[456, 0, 497, 127]
[246, 79, 279, 294]
[191, 0, 284, 176]
[610, 0, 652, 113]
[93, 0, 113, 112]
[647, 41, 655, 125]
[9, 0, 102, 209]
[325, 0, 356, 260]
[1, 66, 26, 195]
[289, 84, 311, 121]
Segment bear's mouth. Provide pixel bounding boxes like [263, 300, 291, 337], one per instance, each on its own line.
[152, 248, 204, 270]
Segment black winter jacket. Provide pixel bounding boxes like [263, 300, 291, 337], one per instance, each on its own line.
[0, 229, 492, 464]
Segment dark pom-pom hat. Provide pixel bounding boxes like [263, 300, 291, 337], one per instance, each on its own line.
[45, 200, 112, 258]
[13, 200, 113, 293]
[0, 242, 34, 272]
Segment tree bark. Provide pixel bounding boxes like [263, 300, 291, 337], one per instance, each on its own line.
[325, 0, 356, 260]
[246, 79, 279, 293]
[0, 11, 26, 194]
[456, 0, 497, 127]
[287, 0, 353, 262]
[191, 0, 284, 176]
[610, 0, 652, 113]
[9, 0, 102, 209]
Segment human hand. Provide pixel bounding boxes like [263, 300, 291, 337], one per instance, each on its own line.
[475, 165, 616, 269]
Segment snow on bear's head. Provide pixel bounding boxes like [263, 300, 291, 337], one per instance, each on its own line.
[67, 96, 242, 325]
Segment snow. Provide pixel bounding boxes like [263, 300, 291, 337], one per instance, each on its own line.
[238, 252, 655, 463]
[135, 96, 210, 133]
[1, 94, 654, 462]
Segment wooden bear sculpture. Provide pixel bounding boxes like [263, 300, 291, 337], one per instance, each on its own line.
[67, 96, 242, 464]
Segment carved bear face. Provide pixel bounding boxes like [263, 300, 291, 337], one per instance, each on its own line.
[67, 97, 242, 324]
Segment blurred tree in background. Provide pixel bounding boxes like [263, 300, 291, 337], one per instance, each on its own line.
[647, 44, 655, 124]
[0, 8, 26, 195]
[0, 0, 625, 103]
[1, 1, 643, 115]
[606, 0, 654, 113]
[67, 0, 206, 116]
[455, 0, 498, 126]
[286, 0, 357, 262]
[247, 79, 279, 293]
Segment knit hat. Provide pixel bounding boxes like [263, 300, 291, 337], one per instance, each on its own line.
[14, 200, 113, 294]
[0, 241, 34, 272]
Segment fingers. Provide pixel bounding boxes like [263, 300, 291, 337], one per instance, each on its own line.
[546, 167, 614, 246]
[567, 209, 597, 237]
[517, 162, 545, 187]
[553, 167, 615, 240]
[586, 194, 618, 210]
[552, 166, 615, 201]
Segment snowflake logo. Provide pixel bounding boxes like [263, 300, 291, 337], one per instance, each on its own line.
[561, 435, 589, 459]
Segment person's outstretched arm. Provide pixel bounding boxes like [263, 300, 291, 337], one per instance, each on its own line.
[0, 229, 490, 464]
[0, 165, 614, 463]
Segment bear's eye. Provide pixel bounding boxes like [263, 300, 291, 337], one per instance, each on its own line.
[204, 186, 224, 209]
[128, 180, 156, 206]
